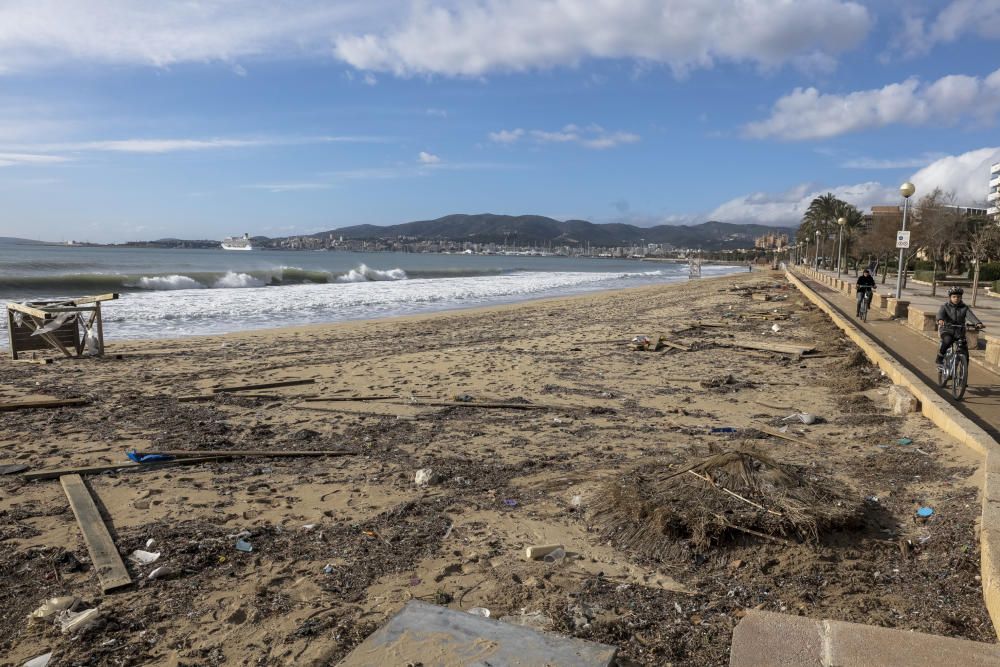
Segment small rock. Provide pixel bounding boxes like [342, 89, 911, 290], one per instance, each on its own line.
[414, 468, 440, 486]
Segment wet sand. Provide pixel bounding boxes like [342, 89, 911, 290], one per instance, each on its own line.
[0, 271, 992, 665]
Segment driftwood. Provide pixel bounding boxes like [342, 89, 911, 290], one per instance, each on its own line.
[61, 474, 132, 592]
[153, 449, 355, 458]
[0, 398, 88, 411]
[24, 456, 232, 481]
[213, 378, 316, 393]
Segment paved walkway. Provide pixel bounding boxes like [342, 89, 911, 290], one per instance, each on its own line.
[793, 269, 1000, 442]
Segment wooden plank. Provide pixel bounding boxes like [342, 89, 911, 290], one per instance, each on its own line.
[0, 398, 88, 411]
[6, 302, 53, 320]
[213, 378, 316, 393]
[68, 293, 120, 305]
[13, 358, 54, 365]
[715, 339, 815, 355]
[95, 302, 105, 356]
[176, 394, 215, 403]
[7, 309, 17, 360]
[657, 339, 691, 352]
[25, 456, 231, 481]
[60, 474, 132, 593]
[303, 395, 398, 402]
[404, 400, 553, 410]
[154, 449, 356, 458]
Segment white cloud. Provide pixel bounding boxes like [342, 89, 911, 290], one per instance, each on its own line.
[490, 124, 639, 149]
[0, 1, 388, 73]
[241, 182, 333, 193]
[363, 72, 378, 86]
[746, 67, 1000, 140]
[333, 0, 871, 77]
[708, 146, 1000, 224]
[418, 151, 441, 164]
[0, 152, 71, 167]
[891, 1, 1000, 59]
[839, 153, 946, 169]
[0, 135, 386, 154]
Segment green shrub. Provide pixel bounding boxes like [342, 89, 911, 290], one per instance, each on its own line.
[910, 260, 935, 271]
[977, 263, 1000, 282]
[913, 270, 946, 282]
[992, 280, 1000, 293]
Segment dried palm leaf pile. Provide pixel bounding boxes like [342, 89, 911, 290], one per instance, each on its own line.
[591, 449, 860, 558]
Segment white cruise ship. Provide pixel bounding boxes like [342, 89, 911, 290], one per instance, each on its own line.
[221, 233, 253, 251]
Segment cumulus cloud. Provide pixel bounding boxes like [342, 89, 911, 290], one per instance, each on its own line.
[418, 151, 441, 164]
[745, 67, 1000, 140]
[891, 0, 1000, 59]
[490, 124, 639, 149]
[333, 0, 871, 77]
[709, 146, 1000, 225]
[839, 153, 946, 169]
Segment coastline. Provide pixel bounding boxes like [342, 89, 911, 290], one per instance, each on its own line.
[1, 271, 991, 665]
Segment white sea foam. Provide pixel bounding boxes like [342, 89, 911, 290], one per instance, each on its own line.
[336, 264, 408, 282]
[98, 265, 740, 340]
[213, 271, 266, 288]
[134, 275, 205, 290]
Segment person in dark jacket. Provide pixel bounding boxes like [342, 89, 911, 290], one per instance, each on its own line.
[936, 286, 985, 365]
[855, 269, 876, 317]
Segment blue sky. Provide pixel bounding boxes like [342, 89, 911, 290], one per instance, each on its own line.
[0, 0, 998, 243]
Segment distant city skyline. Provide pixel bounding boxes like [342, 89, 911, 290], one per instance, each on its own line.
[1, 1, 999, 243]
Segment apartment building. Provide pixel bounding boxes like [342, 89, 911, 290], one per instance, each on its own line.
[989, 161, 1000, 222]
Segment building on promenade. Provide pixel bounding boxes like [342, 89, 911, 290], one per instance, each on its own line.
[989, 162, 999, 222]
[754, 232, 788, 250]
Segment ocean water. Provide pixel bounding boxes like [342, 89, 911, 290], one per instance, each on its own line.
[0, 243, 741, 341]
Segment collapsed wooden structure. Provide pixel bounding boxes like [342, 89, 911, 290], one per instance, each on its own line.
[6, 293, 118, 361]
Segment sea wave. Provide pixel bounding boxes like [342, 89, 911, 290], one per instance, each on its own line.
[335, 264, 408, 282]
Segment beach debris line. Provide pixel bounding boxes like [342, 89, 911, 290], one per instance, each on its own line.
[591, 449, 860, 556]
[0, 397, 89, 412]
[212, 378, 316, 393]
[6, 292, 118, 361]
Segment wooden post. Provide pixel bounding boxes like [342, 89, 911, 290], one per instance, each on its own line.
[95, 302, 105, 356]
[7, 309, 17, 361]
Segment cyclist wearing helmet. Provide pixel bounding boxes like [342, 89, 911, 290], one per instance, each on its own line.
[936, 286, 985, 366]
[856, 269, 876, 317]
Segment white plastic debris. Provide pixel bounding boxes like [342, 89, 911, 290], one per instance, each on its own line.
[57, 607, 101, 634]
[23, 652, 53, 667]
[148, 566, 172, 580]
[30, 596, 77, 620]
[782, 412, 817, 425]
[467, 607, 491, 617]
[771, 323, 781, 333]
[145, 538, 156, 549]
[128, 550, 161, 565]
[414, 468, 440, 486]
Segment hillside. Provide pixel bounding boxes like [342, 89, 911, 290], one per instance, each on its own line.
[320, 214, 793, 250]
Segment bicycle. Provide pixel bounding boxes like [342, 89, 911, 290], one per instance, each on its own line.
[856, 287, 874, 322]
[937, 323, 978, 400]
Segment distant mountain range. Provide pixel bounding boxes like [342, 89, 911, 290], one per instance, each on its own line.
[315, 214, 794, 250]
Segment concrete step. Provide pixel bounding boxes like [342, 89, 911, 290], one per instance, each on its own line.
[730, 610, 1000, 667]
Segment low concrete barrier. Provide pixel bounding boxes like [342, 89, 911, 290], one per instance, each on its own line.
[874, 293, 889, 310]
[908, 307, 937, 332]
[887, 297, 910, 318]
[787, 270, 1000, 635]
[986, 335, 1000, 368]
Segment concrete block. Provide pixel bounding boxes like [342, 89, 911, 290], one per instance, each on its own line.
[846, 283, 856, 296]
[729, 611, 823, 666]
[967, 328, 982, 350]
[985, 335, 1000, 368]
[888, 384, 920, 414]
[907, 308, 937, 332]
[887, 298, 910, 318]
[874, 293, 889, 309]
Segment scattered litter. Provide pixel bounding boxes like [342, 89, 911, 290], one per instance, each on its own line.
[414, 468, 440, 486]
[771, 324, 781, 333]
[23, 653, 53, 667]
[128, 550, 161, 565]
[500, 611, 552, 631]
[897, 437, 913, 446]
[571, 494, 583, 507]
[302, 523, 317, 532]
[631, 335, 653, 351]
[454, 393, 474, 402]
[0, 464, 29, 475]
[916, 507, 934, 518]
[525, 544, 565, 561]
[57, 607, 101, 634]
[543, 547, 566, 564]
[503, 499, 518, 507]
[148, 566, 172, 580]
[145, 538, 155, 549]
[467, 607, 491, 617]
[126, 450, 175, 463]
[710, 427, 737, 434]
[235, 539, 253, 552]
[323, 564, 334, 574]
[30, 596, 77, 620]
[782, 412, 817, 425]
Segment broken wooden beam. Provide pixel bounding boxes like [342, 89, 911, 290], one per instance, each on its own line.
[406, 400, 553, 410]
[302, 395, 399, 402]
[60, 474, 132, 593]
[213, 378, 316, 393]
[24, 456, 231, 481]
[71, 293, 120, 305]
[713, 340, 815, 356]
[153, 449, 356, 458]
[756, 426, 817, 448]
[0, 398, 88, 411]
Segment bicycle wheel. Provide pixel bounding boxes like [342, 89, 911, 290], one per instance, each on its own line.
[860, 299, 868, 322]
[953, 355, 968, 400]
[938, 355, 948, 387]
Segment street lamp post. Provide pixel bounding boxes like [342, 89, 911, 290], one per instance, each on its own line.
[895, 182, 916, 299]
[814, 230, 820, 269]
[836, 217, 847, 278]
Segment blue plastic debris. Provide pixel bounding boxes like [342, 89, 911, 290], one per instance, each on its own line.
[711, 427, 737, 434]
[897, 438, 913, 446]
[502, 499, 518, 507]
[127, 450, 176, 463]
[916, 507, 934, 518]
[235, 539, 253, 552]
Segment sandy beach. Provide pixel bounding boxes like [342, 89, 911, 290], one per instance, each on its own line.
[0, 271, 993, 666]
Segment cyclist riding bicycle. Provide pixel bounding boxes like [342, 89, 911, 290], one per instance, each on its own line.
[936, 286, 985, 367]
[856, 269, 876, 317]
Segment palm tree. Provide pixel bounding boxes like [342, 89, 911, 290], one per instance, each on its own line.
[800, 193, 843, 268]
[833, 201, 864, 273]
